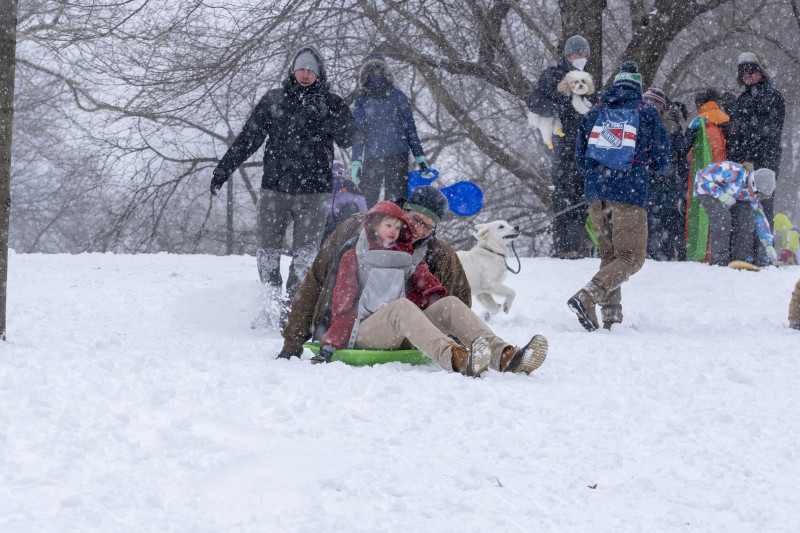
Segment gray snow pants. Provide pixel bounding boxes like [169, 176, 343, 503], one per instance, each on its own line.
[698, 194, 756, 266]
[354, 296, 512, 372]
[256, 188, 330, 300]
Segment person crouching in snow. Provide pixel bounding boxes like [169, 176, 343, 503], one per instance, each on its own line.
[693, 161, 777, 266]
[311, 201, 548, 377]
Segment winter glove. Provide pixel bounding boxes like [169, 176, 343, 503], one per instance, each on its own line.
[688, 116, 708, 130]
[351, 161, 361, 186]
[276, 348, 302, 360]
[310, 345, 336, 364]
[415, 155, 432, 177]
[765, 245, 778, 265]
[210, 169, 228, 196]
[717, 192, 736, 208]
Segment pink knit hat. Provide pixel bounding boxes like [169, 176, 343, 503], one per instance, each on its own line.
[643, 86, 668, 113]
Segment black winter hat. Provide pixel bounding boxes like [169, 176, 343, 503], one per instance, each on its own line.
[404, 186, 448, 225]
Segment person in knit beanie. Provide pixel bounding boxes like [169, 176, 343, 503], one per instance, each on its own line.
[527, 35, 598, 259]
[643, 87, 668, 114]
[728, 51, 785, 266]
[210, 45, 356, 330]
[569, 61, 671, 331]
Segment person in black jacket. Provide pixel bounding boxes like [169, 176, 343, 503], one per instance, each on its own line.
[727, 52, 785, 265]
[210, 46, 356, 329]
[528, 35, 597, 259]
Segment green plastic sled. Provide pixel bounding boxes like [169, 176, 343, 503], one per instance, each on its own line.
[303, 342, 434, 367]
[686, 122, 711, 262]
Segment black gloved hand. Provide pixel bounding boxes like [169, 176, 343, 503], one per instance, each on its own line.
[343, 179, 360, 193]
[276, 348, 302, 360]
[210, 170, 228, 196]
[310, 345, 336, 364]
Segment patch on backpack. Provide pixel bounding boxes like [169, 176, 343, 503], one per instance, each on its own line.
[586, 107, 641, 171]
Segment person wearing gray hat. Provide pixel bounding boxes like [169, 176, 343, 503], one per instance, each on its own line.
[728, 50, 784, 265]
[210, 45, 357, 330]
[527, 35, 596, 260]
[693, 161, 778, 266]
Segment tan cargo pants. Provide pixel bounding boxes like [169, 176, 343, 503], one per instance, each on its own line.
[586, 200, 648, 326]
[354, 296, 511, 371]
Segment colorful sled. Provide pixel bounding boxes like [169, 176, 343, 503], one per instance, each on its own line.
[303, 342, 434, 367]
[685, 122, 711, 262]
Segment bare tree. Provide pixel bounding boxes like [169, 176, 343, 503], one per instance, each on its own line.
[0, 0, 17, 340]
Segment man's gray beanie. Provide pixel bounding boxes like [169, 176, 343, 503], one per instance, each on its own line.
[564, 35, 590, 57]
[293, 51, 320, 75]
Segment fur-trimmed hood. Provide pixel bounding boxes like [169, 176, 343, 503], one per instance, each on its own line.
[357, 55, 395, 90]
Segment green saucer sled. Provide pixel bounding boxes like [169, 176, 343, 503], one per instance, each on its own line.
[303, 342, 434, 367]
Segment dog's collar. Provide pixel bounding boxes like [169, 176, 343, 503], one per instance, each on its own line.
[479, 245, 508, 258]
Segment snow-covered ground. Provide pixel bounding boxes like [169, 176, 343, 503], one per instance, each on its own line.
[1, 251, 799, 532]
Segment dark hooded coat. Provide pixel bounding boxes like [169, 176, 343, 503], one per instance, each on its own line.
[214, 47, 356, 194]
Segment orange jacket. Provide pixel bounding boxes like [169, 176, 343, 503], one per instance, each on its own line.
[689, 101, 730, 165]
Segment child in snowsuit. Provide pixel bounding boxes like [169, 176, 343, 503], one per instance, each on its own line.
[693, 161, 777, 266]
[312, 201, 547, 377]
[773, 213, 800, 265]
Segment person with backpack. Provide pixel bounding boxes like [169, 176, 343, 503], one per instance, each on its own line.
[568, 62, 671, 331]
[528, 35, 597, 259]
[350, 55, 429, 207]
[210, 46, 356, 329]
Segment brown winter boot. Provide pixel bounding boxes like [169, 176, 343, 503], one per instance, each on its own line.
[450, 338, 491, 377]
[500, 335, 548, 374]
[567, 289, 599, 331]
[789, 279, 800, 330]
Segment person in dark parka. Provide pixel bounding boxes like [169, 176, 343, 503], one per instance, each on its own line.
[528, 35, 597, 259]
[351, 55, 429, 207]
[727, 52, 785, 265]
[210, 46, 356, 328]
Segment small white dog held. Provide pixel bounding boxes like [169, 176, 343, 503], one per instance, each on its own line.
[456, 221, 520, 322]
[527, 69, 595, 149]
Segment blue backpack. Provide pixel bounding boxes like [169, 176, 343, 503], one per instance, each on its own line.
[585, 105, 646, 171]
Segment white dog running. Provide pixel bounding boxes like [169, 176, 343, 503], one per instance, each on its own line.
[457, 220, 520, 322]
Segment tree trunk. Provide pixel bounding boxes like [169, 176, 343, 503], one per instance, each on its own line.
[558, 0, 607, 85]
[0, 0, 18, 340]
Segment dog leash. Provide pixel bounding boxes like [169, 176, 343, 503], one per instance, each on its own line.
[479, 243, 522, 274]
[524, 201, 585, 234]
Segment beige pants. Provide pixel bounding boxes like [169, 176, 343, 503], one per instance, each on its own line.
[789, 279, 800, 327]
[355, 296, 510, 371]
[587, 200, 648, 325]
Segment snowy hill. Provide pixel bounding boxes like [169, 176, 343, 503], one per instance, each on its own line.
[2, 251, 799, 531]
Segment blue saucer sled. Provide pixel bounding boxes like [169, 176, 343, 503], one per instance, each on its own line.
[303, 342, 433, 367]
[407, 169, 484, 217]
